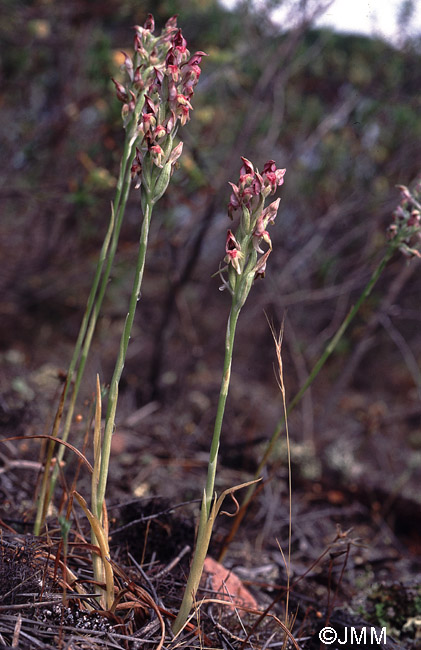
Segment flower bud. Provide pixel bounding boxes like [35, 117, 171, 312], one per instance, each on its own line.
[262, 198, 280, 226]
[165, 110, 177, 134]
[165, 15, 178, 30]
[121, 51, 133, 81]
[144, 14, 155, 32]
[173, 29, 187, 56]
[151, 159, 172, 203]
[133, 66, 145, 91]
[167, 141, 183, 167]
[112, 78, 128, 103]
[131, 148, 143, 189]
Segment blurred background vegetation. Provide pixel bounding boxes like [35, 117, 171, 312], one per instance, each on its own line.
[1, 0, 421, 506]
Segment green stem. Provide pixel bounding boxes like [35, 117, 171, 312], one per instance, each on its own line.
[33, 131, 138, 535]
[95, 195, 154, 520]
[173, 298, 242, 635]
[172, 491, 212, 635]
[173, 302, 240, 634]
[204, 303, 241, 515]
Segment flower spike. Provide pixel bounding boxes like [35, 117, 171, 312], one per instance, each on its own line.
[219, 158, 285, 301]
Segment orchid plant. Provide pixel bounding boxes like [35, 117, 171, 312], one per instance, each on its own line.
[173, 158, 286, 634]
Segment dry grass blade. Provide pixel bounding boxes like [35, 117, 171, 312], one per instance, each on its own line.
[109, 560, 166, 650]
[193, 597, 302, 650]
[72, 491, 114, 610]
[266, 314, 293, 644]
[12, 612, 22, 646]
[1, 435, 94, 473]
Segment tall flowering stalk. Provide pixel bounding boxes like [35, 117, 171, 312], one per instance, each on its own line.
[173, 158, 286, 634]
[34, 15, 206, 534]
[96, 19, 206, 522]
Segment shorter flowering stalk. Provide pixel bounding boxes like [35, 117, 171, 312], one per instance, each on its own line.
[173, 158, 285, 634]
[218, 177, 421, 561]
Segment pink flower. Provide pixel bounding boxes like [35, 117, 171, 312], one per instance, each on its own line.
[149, 144, 164, 167]
[225, 230, 243, 274]
[154, 124, 167, 140]
[141, 112, 156, 135]
[228, 183, 241, 219]
[240, 157, 254, 176]
[173, 29, 188, 59]
[262, 161, 286, 194]
[181, 51, 207, 93]
[175, 94, 193, 109]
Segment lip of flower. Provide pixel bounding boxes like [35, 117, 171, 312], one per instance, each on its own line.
[225, 248, 243, 274]
[175, 93, 193, 109]
[149, 144, 164, 167]
[252, 229, 271, 253]
[167, 63, 180, 81]
[154, 124, 167, 139]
